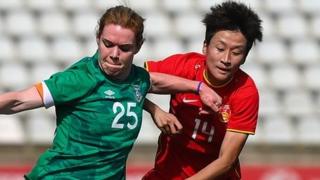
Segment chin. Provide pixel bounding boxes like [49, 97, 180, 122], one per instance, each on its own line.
[216, 74, 231, 82]
[213, 72, 226, 79]
[104, 69, 118, 77]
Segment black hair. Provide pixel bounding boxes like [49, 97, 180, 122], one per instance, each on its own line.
[202, 1, 263, 53]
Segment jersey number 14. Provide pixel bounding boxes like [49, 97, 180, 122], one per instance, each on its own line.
[192, 118, 215, 142]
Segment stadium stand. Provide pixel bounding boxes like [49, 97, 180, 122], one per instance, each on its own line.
[0, 0, 319, 179]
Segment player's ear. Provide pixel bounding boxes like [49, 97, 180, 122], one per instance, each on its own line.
[202, 42, 208, 55]
[96, 37, 100, 45]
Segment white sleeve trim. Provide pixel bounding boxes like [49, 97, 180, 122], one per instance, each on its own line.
[42, 82, 55, 108]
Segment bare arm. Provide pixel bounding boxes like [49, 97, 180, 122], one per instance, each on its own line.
[144, 98, 182, 134]
[149, 72, 222, 112]
[186, 131, 248, 180]
[149, 72, 199, 94]
[0, 86, 44, 114]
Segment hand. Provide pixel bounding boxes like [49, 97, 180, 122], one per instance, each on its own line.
[198, 82, 222, 113]
[152, 107, 183, 134]
[199, 106, 216, 115]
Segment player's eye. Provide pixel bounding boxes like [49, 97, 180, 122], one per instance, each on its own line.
[232, 48, 245, 56]
[102, 39, 134, 52]
[102, 39, 115, 48]
[216, 47, 224, 52]
[232, 51, 241, 56]
[118, 44, 134, 52]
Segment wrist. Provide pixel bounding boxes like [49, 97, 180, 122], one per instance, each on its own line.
[196, 81, 203, 94]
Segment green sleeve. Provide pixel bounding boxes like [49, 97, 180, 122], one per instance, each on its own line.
[44, 68, 96, 106]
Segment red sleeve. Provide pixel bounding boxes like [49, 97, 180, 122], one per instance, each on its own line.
[227, 86, 259, 135]
[144, 53, 203, 79]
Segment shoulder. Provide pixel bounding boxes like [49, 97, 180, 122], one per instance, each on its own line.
[133, 65, 150, 79]
[43, 55, 100, 104]
[145, 52, 205, 79]
[132, 65, 151, 85]
[164, 52, 206, 72]
[232, 69, 259, 98]
[133, 64, 149, 74]
[238, 69, 257, 88]
[47, 55, 98, 88]
[67, 55, 95, 73]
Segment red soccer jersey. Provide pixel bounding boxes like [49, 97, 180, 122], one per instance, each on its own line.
[144, 52, 259, 180]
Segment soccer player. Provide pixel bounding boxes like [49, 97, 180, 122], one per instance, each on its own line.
[143, 1, 263, 179]
[0, 6, 221, 179]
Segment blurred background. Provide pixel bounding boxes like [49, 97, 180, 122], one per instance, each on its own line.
[0, 0, 319, 179]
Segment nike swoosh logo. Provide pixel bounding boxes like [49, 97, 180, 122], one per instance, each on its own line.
[182, 97, 198, 103]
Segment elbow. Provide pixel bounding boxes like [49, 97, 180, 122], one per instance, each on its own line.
[217, 160, 234, 174]
[221, 162, 234, 173]
[0, 108, 18, 115]
[0, 101, 24, 115]
[3, 111, 17, 115]
[217, 156, 238, 175]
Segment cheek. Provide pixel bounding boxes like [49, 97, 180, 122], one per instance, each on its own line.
[232, 57, 245, 66]
[99, 47, 113, 60]
[229, 59, 243, 73]
[128, 55, 135, 64]
[206, 60, 215, 68]
[120, 53, 134, 64]
[206, 52, 219, 65]
[205, 60, 219, 76]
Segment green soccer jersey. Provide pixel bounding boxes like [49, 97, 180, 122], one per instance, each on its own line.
[26, 52, 150, 180]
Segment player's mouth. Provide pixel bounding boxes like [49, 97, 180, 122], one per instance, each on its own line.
[105, 61, 122, 68]
[102, 58, 122, 68]
[217, 66, 231, 74]
[99, 59, 123, 74]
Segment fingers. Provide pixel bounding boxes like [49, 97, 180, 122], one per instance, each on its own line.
[200, 97, 219, 112]
[160, 125, 179, 134]
[164, 123, 182, 134]
[204, 101, 220, 112]
[199, 109, 211, 115]
[154, 110, 183, 135]
[164, 126, 172, 134]
[168, 123, 177, 134]
[168, 119, 183, 134]
[208, 96, 222, 112]
[159, 116, 183, 135]
[174, 119, 183, 132]
[198, 84, 222, 112]
[198, 105, 222, 115]
[159, 127, 170, 134]
[199, 107, 214, 115]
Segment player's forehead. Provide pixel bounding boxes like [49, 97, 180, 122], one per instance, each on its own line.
[211, 30, 247, 48]
[100, 24, 136, 45]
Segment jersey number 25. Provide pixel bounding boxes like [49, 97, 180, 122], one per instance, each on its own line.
[112, 102, 138, 129]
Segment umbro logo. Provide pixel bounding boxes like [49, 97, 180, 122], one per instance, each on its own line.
[182, 97, 198, 103]
[104, 90, 115, 99]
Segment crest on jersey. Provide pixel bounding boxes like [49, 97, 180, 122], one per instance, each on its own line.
[195, 63, 201, 70]
[132, 84, 143, 102]
[219, 105, 231, 123]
